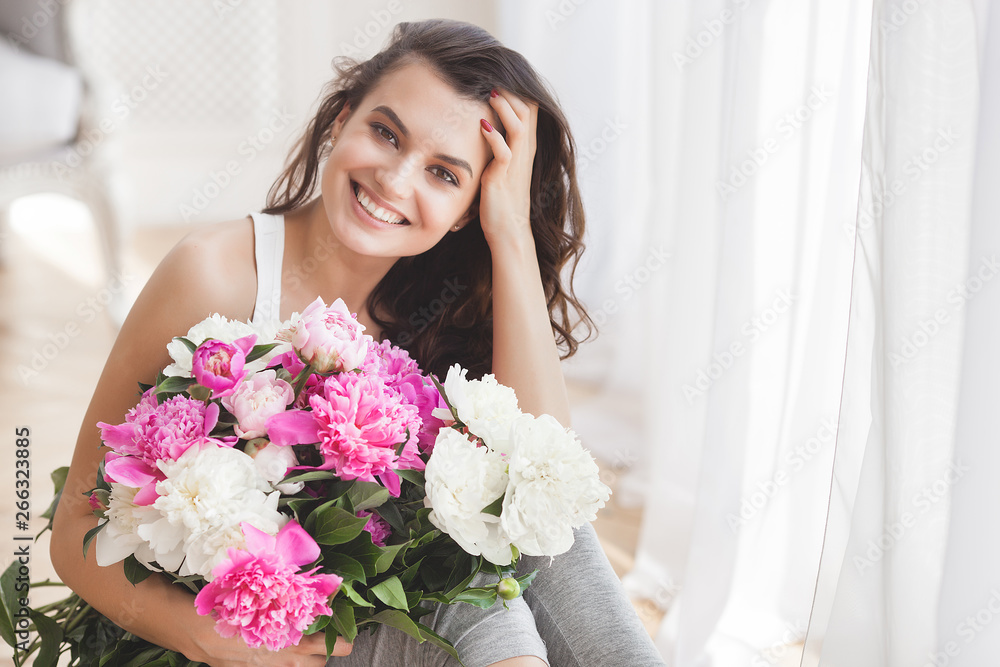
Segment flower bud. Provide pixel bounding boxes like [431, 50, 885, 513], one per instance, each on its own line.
[497, 577, 521, 600]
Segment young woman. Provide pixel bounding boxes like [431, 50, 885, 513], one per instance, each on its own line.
[50, 19, 664, 667]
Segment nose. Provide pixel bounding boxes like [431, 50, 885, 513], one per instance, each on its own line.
[375, 153, 418, 199]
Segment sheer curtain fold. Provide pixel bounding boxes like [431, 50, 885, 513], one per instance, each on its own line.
[499, 0, 995, 664]
[806, 1, 994, 664]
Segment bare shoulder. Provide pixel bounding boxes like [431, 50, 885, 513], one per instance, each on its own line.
[109, 218, 258, 376]
[153, 217, 258, 321]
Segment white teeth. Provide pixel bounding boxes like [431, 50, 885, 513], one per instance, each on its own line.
[354, 184, 405, 224]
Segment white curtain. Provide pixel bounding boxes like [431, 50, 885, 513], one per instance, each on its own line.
[501, 0, 1000, 664]
[806, 0, 999, 664]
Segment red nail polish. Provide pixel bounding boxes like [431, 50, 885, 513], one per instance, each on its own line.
[490, 89, 499, 98]
[481, 118, 493, 132]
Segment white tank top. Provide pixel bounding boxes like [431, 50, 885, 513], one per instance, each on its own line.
[249, 211, 285, 326]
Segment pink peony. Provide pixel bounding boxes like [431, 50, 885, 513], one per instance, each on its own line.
[192, 336, 255, 398]
[361, 339, 421, 385]
[221, 369, 295, 439]
[278, 297, 370, 373]
[195, 521, 341, 651]
[357, 511, 392, 547]
[309, 372, 422, 485]
[98, 390, 232, 467]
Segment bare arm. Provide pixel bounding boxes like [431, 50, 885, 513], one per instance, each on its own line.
[479, 91, 572, 427]
[49, 226, 348, 666]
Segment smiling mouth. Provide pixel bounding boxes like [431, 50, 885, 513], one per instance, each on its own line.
[352, 182, 409, 225]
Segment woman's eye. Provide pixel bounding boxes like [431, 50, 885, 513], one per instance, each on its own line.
[372, 124, 398, 147]
[430, 167, 458, 186]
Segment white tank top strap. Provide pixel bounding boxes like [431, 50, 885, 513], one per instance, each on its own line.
[249, 211, 285, 326]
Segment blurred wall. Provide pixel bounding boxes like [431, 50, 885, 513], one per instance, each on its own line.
[64, 0, 496, 230]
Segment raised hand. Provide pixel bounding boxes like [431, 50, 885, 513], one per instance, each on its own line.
[477, 88, 539, 250]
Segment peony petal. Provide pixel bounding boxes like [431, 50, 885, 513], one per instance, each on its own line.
[104, 456, 159, 487]
[266, 410, 320, 446]
[233, 334, 258, 355]
[240, 521, 276, 557]
[203, 401, 220, 434]
[132, 481, 160, 506]
[97, 421, 136, 453]
[377, 470, 401, 498]
[273, 520, 320, 568]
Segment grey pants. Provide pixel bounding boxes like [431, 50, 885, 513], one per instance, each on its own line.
[329, 523, 666, 667]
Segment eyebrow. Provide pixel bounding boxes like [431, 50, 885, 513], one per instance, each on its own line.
[371, 105, 474, 179]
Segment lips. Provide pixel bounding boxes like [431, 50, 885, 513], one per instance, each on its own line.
[351, 181, 409, 226]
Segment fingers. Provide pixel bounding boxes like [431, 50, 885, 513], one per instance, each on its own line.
[484, 90, 539, 168]
[329, 637, 354, 657]
[292, 632, 352, 657]
[488, 90, 538, 152]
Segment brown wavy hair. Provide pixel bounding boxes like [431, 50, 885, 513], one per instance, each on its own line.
[264, 19, 593, 378]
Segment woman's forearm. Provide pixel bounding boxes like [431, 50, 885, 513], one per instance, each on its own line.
[490, 231, 572, 427]
[50, 481, 215, 660]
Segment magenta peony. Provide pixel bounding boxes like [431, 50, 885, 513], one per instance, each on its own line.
[194, 521, 341, 651]
[278, 297, 371, 373]
[192, 335, 255, 398]
[357, 510, 392, 547]
[98, 390, 233, 467]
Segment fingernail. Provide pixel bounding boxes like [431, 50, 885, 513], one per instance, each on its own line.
[490, 89, 499, 98]
[480, 118, 493, 132]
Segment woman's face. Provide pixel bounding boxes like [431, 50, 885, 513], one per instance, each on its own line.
[320, 60, 494, 259]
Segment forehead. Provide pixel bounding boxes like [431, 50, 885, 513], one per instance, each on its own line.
[359, 62, 493, 172]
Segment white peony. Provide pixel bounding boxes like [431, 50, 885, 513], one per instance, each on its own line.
[500, 414, 612, 557]
[245, 439, 304, 494]
[138, 443, 287, 579]
[164, 314, 288, 378]
[221, 369, 295, 439]
[95, 483, 159, 568]
[432, 364, 522, 453]
[423, 428, 514, 565]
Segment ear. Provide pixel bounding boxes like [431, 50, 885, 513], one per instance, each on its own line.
[332, 101, 352, 136]
[452, 197, 479, 231]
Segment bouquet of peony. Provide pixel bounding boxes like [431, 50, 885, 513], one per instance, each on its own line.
[1, 297, 610, 666]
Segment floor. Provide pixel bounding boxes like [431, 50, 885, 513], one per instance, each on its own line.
[0, 196, 667, 664]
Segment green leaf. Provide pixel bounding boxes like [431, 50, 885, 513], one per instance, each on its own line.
[321, 554, 367, 584]
[347, 482, 391, 513]
[304, 613, 331, 635]
[369, 576, 408, 610]
[395, 469, 425, 487]
[280, 470, 340, 486]
[411, 621, 461, 662]
[155, 376, 195, 395]
[28, 609, 63, 667]
[369, 610, 459, 661]
[341, 541, 383, 576]
[374, 542, 408, 574]
[338, 581, 375, 608]
[453, 587, 498, 609]
[515, 568, 539, 592]
[313, 507, 369, 546]
[428, 374, 464, 427]
[245, 342, 279, 363]
[0, 560, 19, 650]
[329, 598, 358, 643]
[82, 521, 107, 559]
[40, 467, 69, 520]
[480, 494, 504, 517]
[174, 336, 198, 353]
[376, 501, 404, 533]
[122, 555, 153, 586]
